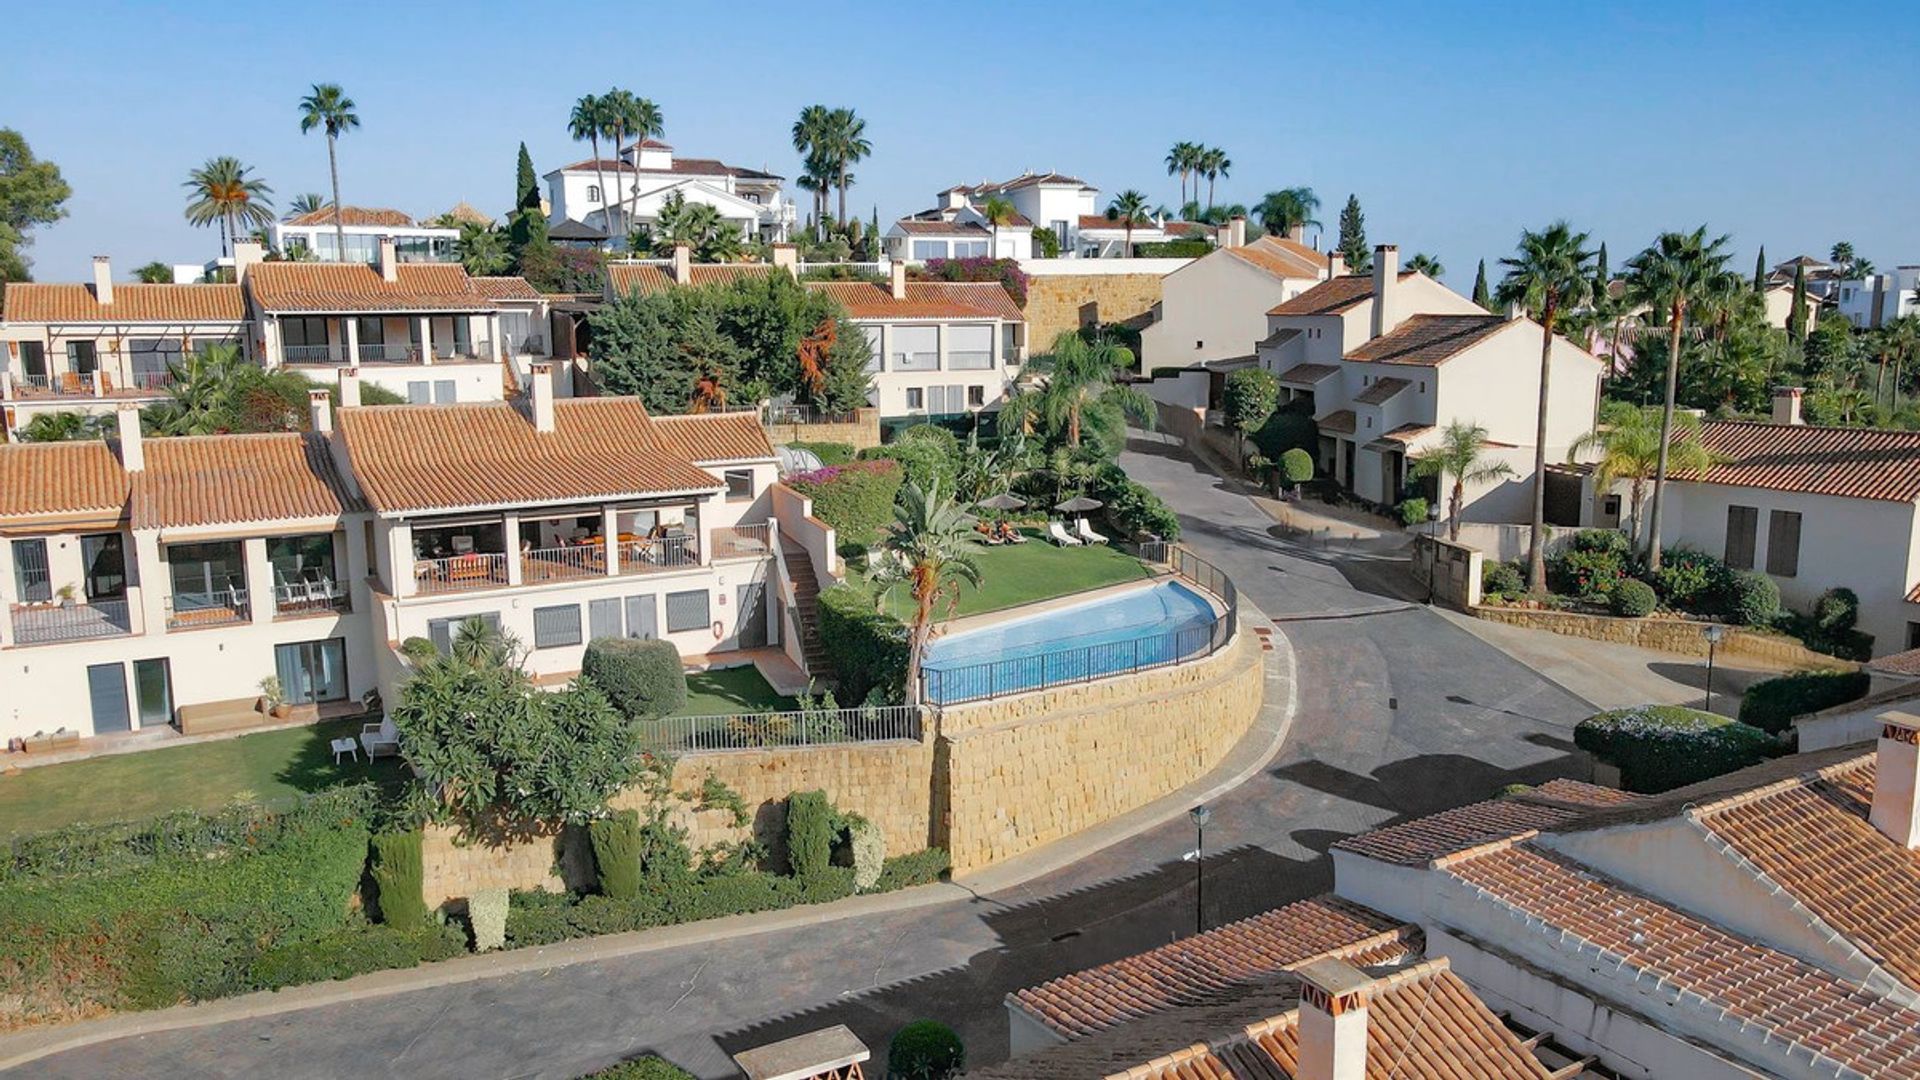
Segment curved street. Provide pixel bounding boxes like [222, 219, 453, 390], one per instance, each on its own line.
[22, 435, 1596, 1080]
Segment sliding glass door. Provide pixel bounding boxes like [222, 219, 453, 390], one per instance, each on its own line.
[274, 638, 347, 705]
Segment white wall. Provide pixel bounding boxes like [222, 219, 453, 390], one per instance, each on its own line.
[857, 319, 1016, 421]
[1141, 252, 1309, 373]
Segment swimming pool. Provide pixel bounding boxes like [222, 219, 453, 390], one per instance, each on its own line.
[921, 580, 1222, 704]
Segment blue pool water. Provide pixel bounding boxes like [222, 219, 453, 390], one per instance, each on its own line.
[922, 581, 1220, 704]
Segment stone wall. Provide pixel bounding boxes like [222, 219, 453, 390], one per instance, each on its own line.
[936, 625, 1264, 873]
[766, 407, 882, 451]
[1023, 273, 1166, 351]
[420, 820, 593, 909]
[1471, 605, 1858, 669]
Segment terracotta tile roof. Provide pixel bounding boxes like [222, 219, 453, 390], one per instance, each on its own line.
[606, 263, 674, 296]
[246, 263, 492, 313]
[1316, 410, 1357, 435]
[0, 441, 129, 526]
[653, 412, 776, 463]
[1444, 843, 1920, 1079]
[471, 276, 541, 301]
[281, 205, 417, 228]
[552, 156, 779, 180]
[1345, 315, 1513, 366]
[3, 282, 246, 323]
[1268, 273, 1415, 317]
[1353, 377, 1410, 405]
[1332, 779, 1636, 867]
[1254, 235, 1328, 267]
[1224, 244, 1323, 281]
[1275, 362, 1339, 386]
[337, 398, 721, 513]
[133, 433, 360, 529]
[1010, 895, 1420, 1039]
[688, 264, 774, 287]
[892, 219, 991, 236]
[1686, 420, 1920, 503]
[806, 281, 1024, 322]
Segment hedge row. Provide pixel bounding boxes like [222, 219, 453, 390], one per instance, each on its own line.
[817, 584, 910, 704]
[1574, 705, 1779, 793]
[1737, 670, 1872, 734]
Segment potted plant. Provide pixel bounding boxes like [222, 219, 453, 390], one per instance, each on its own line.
[259, 675, 291, 719]
[54, 584, 76, 609]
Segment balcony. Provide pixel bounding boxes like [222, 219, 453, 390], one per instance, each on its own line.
[167, 588, 250, 630]
[522, 544, 603, 584]
[8, 599, 133, 647]
[413, 553, 509, 596]
[274, 578, 348, 617]
[710, 524, 772, 560]
[617, 534, 698, 573]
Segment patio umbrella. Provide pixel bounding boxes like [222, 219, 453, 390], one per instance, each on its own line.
[977, 493, 1028, 511]
[1053, 496, 1104, 515]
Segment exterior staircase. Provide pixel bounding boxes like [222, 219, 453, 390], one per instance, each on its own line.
[779, 538, 835, 684]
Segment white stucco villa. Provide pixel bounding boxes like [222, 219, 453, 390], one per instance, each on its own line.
[901, 173, 1203, 262]
[545, 139, 792, 245]
[1836, 265, 1920, 329]
[1140, 223, 1333, 372]
[266, 205, 460, 265]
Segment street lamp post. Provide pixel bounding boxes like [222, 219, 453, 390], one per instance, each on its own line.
[1703, 624, 1727, 713]
[1188, 804, 1211, 936]
[1426, 503, 1442, 605]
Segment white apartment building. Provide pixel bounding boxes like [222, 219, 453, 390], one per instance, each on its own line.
[1837, 266, 1920, 328]
[0, 378, 827, 747]
[545, 139, 792, 244]
[909, 173, 1191, 260]
[266, 205, 460, 264]
[1259, 245, 1604, 520]
[1141, 224, 1332, 372]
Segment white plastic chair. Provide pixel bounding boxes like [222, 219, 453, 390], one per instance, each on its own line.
[359, 716, 400, 758]
[1047, 520, 1083, 547]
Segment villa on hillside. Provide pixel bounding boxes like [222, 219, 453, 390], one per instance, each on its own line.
[0, 374, 833, 748]
[896, 173, 1205, 262]
[266, 205, 461, 264]
[545, 139, 793, 245]
[1140, 221, 1333, 372]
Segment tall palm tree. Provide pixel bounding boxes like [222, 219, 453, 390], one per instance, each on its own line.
[1000, 332, 1153, 452]
[1165, 142, 1200, 207]
[1406, 253, 1445, 278]
[296, 84, 360, 258]
[1254, 188, 1319, 239]
[1570, 402, 1717, 547]
[183, 156, 275, 257]
[825, 107, 870, 228]
[608, 92, 664, 239]
[1627, 227, 1730, 570]
[870, 481, 984, 696]
[791, 105, 834, 235]
[1199, 147, 1231, 209]
[980, 195, 1018, 257]
[1496, 221, 1596, 593]
[1104, 190, 1151, 257]
[1410, 420, 1516, 541]
[568, 93, 612, 234]
[287, 192, 327, 218]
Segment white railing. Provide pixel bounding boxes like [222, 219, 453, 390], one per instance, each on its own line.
[635, 704, 923, 753]
[129, 370, 174, 391]
[616, 535, 697, 574]
[283, 344, 340, 363]
[413, 553, 508, 594]
[15, 373, 51, 393]
[522, 544, 603, 582]
[9, 599, 134, 646]
[711, 524, 771, 560]
[274, 578, 347, 615]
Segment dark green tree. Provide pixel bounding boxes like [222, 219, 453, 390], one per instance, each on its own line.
[1471, 259, 1491, 309]
[1753, 246, 1766, 292]
[1336, 194, 1369, 273]
[0, 129, 73, 284]
[1788, 262, 1809, 342]
[1594, 242, 1609, 287]
[507, 142, 547, 260]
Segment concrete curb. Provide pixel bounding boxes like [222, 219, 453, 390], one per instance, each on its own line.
[0, 614, 1300, 1073]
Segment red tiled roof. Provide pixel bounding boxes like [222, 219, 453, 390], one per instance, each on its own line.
[1275, 363, 1339, 386]
[0, 441, 129, 526]
[281, 205, 416, 228]
[606, 263, 674, 297]
[1268, 273, 1415, 317]
[3, 283, 246, 323]
[1352, 376, 1409, 405]
[133, 432, 360, 529]
[997, 171, 1091, 191]
[552, 156, 779, 180]
[336, 398, 723, 513]
[653, 412, 776, 463]
[1224, 244, 1323, 281]
[688, 264, 773, 287]
[1871, 645, 1920, 673]
[246, 263, 492, 313]
[471, 276, 542, 301]
[1687, 420, 1920, 503]
[1332, 779, 1636, 867]
[1344, 314, 1513, 366]
[1317, 410, 1357, 435]
[806, 281, 1024, 322]
[1010, 895, 1419, 1039]
[1373, 423, 1435, 446]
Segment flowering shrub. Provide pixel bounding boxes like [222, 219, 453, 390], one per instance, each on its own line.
[1547, 529, 1633, 600]
[1651, 547, 1734, 614]
[915, 257, 1029, 307]
[786, 458, 904, 543]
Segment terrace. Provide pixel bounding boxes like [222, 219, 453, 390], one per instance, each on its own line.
[407, 510, 769, 598]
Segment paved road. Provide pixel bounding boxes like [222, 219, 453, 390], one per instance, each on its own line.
[28, 437, 1595, 1080]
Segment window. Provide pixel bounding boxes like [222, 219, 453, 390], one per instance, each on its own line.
[624, 594, 658, 639]
[433, 379, 456, 404]
[274, 639, 347, 704]
[892, 326, 939, 371]
[281, 316, 331, 347]
[355, 316, 385, 347]
[80, 533, 126, 599]
[1766, 509, 1802, 577]
[11, 539, 49, 603]
[954, 240, 988, 258]
[1602, 495, 1621, 518]
[1724, 505, 1759, 570]
[912, 240, 947, 260]
[168, 540, 245, 613]
[66, 340, 98, 375]
[407, 381, 431, 404]
[947, 325, 993, 370]
[533, 604, 583, 648]
[588, 597, 623, 641]
[269, 533, 338, 606]
[133, 658, 173, 728]
[905, 387, 924, 411]
[1050, 220, 1069, 248]
[1909, 622, 1920, 651]
[968, 385, 986, 407]
[665, 589, 710, 633]
[18, 341, 47, 381]
[724, 469, 755, 502]
[427, 612, 500, 654]
[586, 184, 602, 203]
[128, 337, 183, 384]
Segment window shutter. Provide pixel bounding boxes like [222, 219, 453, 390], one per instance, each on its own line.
[665, 590, 710, 633]
[1724, 505, 1758, 570]
[588, 598, 623, 641]
[625, 595, 658, 639]
[1766, 510, 1802, 577]
[532, 604, 582, 648]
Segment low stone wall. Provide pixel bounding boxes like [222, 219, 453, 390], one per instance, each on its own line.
[420, 820, 593, 910]
[766, 407, 881, 450]
[1470, 605, 1857, 670]
[936, 624, 1264, 874]
[1023, 272, 1166, 349]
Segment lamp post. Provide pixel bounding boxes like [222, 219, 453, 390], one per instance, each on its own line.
[1425, 502, 1442, 605]
[1703, 623, 1727, 713]
[1188, 804, 1211, 935]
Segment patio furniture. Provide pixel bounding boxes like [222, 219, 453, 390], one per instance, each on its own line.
[1047, 520, 1083, 547]
[1074, 518, 1109, 545]
[330, 737, 360, 764]
[176, 696, 264, 735]
[359, 716, 400, 758]
[444, 554, 499, 583]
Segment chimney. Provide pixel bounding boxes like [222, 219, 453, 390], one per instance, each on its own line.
[1871, 714, 1920, 848]
[91, 256, 114, 306]
[378, 237, 398, 283]
[890, 259, 909, 301]
[1369, 244, 1400, 340]
[771, 242, 799, 278]
[308, 389, 333, 434]
[1327, 251, 1346, 278]
[1296, 958, 1371, 1080]
[338, 366, 362, 409]
[530, 362, 555, 433]
[1226, 216, 1247, 249]
[671, 244, 692, 285]
[1772, 386, 1805, 425]
[1505, 301, 1526, 322]
[114, 403, 144, 472]
[233, 239, 265, 282]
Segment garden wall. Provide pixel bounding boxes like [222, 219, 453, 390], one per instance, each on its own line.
[1022, 272, 1167, 349]
[935, 623, 1264, 874]
[766, 407, 881, 450]
[1470, 605, 1858, 669]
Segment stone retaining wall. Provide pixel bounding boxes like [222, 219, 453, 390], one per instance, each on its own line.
[766, 407, 881, 450]
[1470, 605, 1856, 670]
[1023, 273, 1166, 350]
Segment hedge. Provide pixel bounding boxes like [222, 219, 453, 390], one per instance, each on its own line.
[786, 790, 836, 879]
[787, 459, 904, 544]
[1609, 579, 1657, 617]
[1094, 464, 1180, 540]
[859, 440, 957, 497]
[1574, 705, 1778, 793]
[578, 1058, 697, 1080]
[785, 441, 857, 466]
[1548, 530, 1633, 600]
[1481, 560, 1524, 599]
[890, 1019, 966, 1079]
[1737, 670, 1872, 734]
[251, 919, 467, 991]
[1727, 571, 1779, 627]
[590, 810, 645, 900]
[370, 830, 427, 925]
[817, 583, 909, 704]
[581, 638, 687, 719]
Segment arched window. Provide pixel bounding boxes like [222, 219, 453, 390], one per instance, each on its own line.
[586, 184, 602, 202]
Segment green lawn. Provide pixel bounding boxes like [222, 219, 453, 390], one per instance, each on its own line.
[680, 666, 797, 715]
[0, 719, 403, 837]
[865, 530, 1152, 619]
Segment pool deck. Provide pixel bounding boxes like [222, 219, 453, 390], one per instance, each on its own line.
[933, 569, 1224, 638]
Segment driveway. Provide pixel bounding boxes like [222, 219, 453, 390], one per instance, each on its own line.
[22, 436, 1596, 1080]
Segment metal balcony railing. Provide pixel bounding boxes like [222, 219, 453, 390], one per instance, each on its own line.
[9, 599, 133, 646]
[413, 553, 509, 595]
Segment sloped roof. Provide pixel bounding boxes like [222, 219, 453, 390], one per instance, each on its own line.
[806, 281, 1024, 322]
[1686, 420, 1920, 503]
[3, 282, 246, 323]
[550, 156, 780, 181]
[1275, 362, 1339, 387]
[1078, 214, 1163, 233]
[471, 276, 542, 301]
[0, 441, 129, 527]
[1224, 242, 1323, 281]
[1331, 778, 1635, 867]
[245, 263, 492, 313]
[606, 263, 673, 296]
[997, 171, 1092, 190]
[1317, 409, 1357, 435]
[1345, 314, 1513, 366]
[688, 264, 774, 287]
[653, 412, 776, 463]
[1353, 376, 1410, 405]
[439, 201, 493, 226]
[891, 219, 992, 236]
[282, 205, 416, 227]
[547, 218, 609, 241]
[1268, 272, 1416, 316]
[133, 432, 360, 529]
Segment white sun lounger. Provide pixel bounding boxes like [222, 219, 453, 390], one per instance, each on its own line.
[1047, 520, 1083, 546]
[1074, 519, 1109, 545]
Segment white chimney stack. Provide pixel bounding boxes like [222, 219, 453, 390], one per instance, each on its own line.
[771, 243, 799, 278]
[1226, 216, 1247, 249]
[890, 259, 909, 301]
[1287, 223, 1307, 244]
[671, 244, 692, 285]
[308, 389, 333, 434]
[114, 404, 143, 472]
[1296, 958, 1371, 1080]
[338, 366, 362, 409]
[1772, 386, 1805, 426]
[530, 362, 555, 433]
[378, 237, 399, 283]
[92, 256, 114, 306]
[1369, 244, 1400, 340]
[233, 239, 265, 282]
[1871, 714, 1920, 849]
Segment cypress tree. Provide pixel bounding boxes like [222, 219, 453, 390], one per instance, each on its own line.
[507, 142, 547, 260]
[1753, 246, 1766, 292]
[1472, 259, 1491, 310]
[1595, 242, 1609, 287]
[1788, 261, 1808, 342]
[1336, 194, 1370, 273]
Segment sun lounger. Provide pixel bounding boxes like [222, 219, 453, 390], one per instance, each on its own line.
[1074, 518, 1109, 545]
[1047, 520, 1083, 547]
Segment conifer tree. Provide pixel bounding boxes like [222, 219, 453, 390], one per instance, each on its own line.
[1788, 261, 1808, 342]
[1336, 194, 1370, 273]
[507, 142, 547, 259]
[1471, 259, 1491, 310]
[1753, 246, 1766, 292]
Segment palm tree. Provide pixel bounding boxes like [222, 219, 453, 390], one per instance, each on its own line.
[16, 411, 109, 443]
[791, 105, 834, 234]
[1000, 332, 1153, 453]
[296, 84, 360, 258]
[608, 92, 664, 239]
[1406, 253, 1445, 278]
[1830, 241, 1858, 279]
[870, 481, 984, 696]
[568, 93, 612, 234]
[150, 344, 249, 435]
[980, 196, 1018, 258]
[825, 107, 870, 228]
[1410, 421, 1515, 540]
[1165, 142, 1200, 207]
[1104, 190, 1151, 257]
[454, 222, 509, 276]
[1626, 226, 1730, 570]
[1570, 402, 1716, 547]
[183, 156, 275, 257]
[1496, 221, 1596, 593]
[1886, 314, 1920, 406]
[287, 192, 327, 218]
[133, 261, 173, 284]
[1254, 188, 1319, 239]
[1199, 147, 1231, 209]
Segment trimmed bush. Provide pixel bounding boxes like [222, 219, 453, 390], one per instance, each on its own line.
[1727, 571, 1780, 627]
[1279, 448, 1314, 488]
[252, 920, 466, 990]
[889, 1020, 966, 1080]
[578, 1057, 697, 1080]
[581, 638, 687, 719]
[589, 810, 645, 900]
[1481, 560, 1524, 600]
[787, 459, 905, 543]
[399, 636, 439, 663]
[817, 584, 909, 704]
[1651, 548, 1733, 614]
[1574, 705, 1779, 793]
[874, 848, 950, 891]
[1252, 402, 1317, 460]
[849, 818, 885, 892]
[785, 441, 856, 466]
[1397, 498, 1430, 527]
[370, 830, 428, 925]
[786, 790, 835, 879]
[1609, 578, 1657, 618]
[469, 887, 508, 952]
[1738, 670, 1872, 734]
[1094, 464, 1181, 540]
[1814, 587, 1860, 633]
[1548, 529, 1633, 600]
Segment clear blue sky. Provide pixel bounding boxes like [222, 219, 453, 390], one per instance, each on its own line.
[7, 1, 1918, 289]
